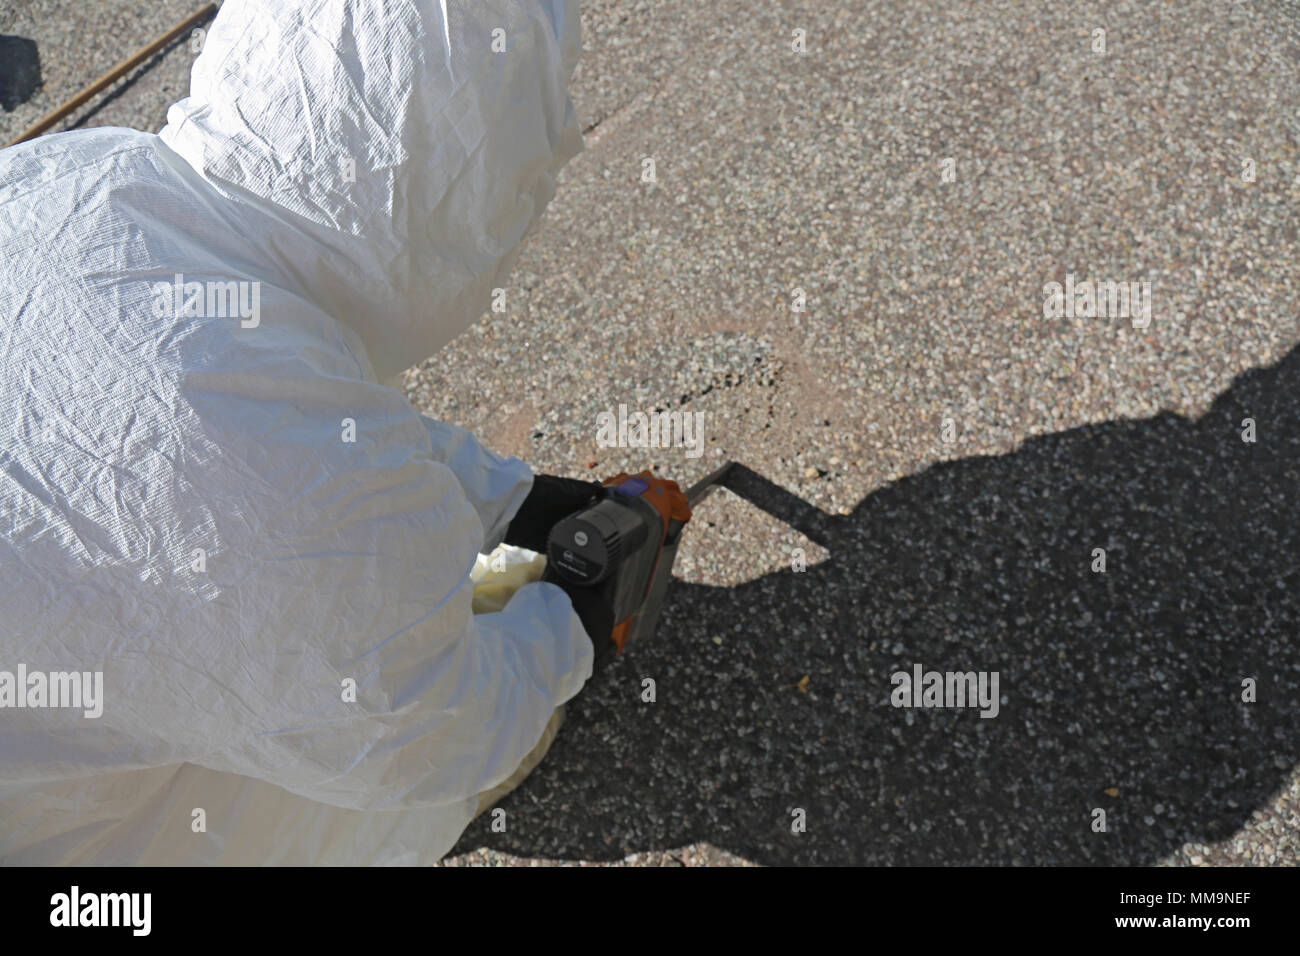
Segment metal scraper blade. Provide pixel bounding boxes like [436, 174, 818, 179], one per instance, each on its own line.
[685, 460, 736, 507]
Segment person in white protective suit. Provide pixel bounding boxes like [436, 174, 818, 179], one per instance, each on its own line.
[0, 0, 608, 864]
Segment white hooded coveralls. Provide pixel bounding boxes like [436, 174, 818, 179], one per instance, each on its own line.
[0, 0, 592, 864]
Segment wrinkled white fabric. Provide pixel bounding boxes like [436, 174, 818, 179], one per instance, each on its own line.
[0, 0, 591, 864]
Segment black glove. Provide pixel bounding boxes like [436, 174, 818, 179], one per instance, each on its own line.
[563, 581, 617, 653]
[503, 474, 615, 649]
[502, 474, 605, 554]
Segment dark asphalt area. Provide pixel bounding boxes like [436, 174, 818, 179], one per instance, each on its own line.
[2, 0, 1298, 865]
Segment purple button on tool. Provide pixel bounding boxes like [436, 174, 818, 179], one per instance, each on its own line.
[616, 477, 649, 497]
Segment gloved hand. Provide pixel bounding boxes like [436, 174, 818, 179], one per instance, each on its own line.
[563, 583, 617, 653]
[503, 474, 615, 648]
[503, 474, 604, 554]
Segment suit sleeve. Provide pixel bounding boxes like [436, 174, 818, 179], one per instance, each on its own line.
[419, 414, 534, 553]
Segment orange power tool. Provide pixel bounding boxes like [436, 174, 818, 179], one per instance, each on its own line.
[542, 461, 734, 655]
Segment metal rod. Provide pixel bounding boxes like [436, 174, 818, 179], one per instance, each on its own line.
[5, 3, 218, 149]
[685, 460, 736, 507]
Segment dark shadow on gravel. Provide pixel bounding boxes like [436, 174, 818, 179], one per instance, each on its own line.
[0, 36, 42, 111]
[452, 345, 1300, 864]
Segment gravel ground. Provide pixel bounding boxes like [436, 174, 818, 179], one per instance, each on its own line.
[3, 0, 1299, 866]
[0, 0, 210, 141]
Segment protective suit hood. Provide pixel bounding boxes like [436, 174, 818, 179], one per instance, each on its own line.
[161, 0, 584, 382]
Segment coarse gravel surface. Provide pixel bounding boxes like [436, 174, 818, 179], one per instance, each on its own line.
[3, 0, 1299, 866]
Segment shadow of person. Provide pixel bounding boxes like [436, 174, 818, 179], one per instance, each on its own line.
[452, 344, 1300, 864]
[0, 36, 41, 113]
